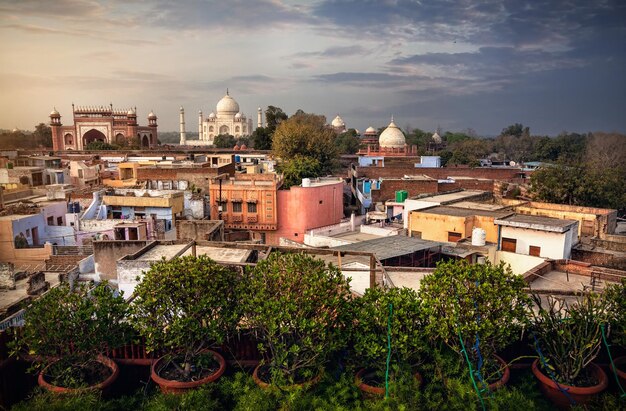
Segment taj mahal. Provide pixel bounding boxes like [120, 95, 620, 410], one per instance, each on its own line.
[179, 91, 261, 146]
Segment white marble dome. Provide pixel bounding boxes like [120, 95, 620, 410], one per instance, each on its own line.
[331, 115, 345, 128]
[50, 108, 60, 116]
[379, 119, 405, 148]
[365, 126, 376, 134]
[432, 132, 442, 144]
[208, 112, 216, 119]
[148, 111, 157, 118]
[216, 93, 240, 116]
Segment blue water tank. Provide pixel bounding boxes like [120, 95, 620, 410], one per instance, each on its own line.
[234, 155, 241, 163]
[364, 181, 372, 194]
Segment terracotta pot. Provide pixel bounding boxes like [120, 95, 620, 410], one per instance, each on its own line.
[151, 350, 226, 394]
[38, 355, 119, 394]
[487, 354, 510, 391]
[612, 356, 626, 389]
[531, 359, 608, 409]
[355, 368, 422, 396]
[252, 364, 323, 390]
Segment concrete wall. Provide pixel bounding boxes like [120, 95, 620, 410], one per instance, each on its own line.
[495, 251, 546, 275]
[93, 240, 151, 282]
[360, 224, 400, 237]
[499, 225, 577, 260]
[276, 180, 344, 244]
[356, 165, 523, 182]
[371, 179, 437, 203]
[0, 263, 15, 289]
[408, 212, 472, 242]
[176, 220, 224, 241]
[45, 225, 76, 245]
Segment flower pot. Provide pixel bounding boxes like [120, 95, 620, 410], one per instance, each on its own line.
[355, 368, 422, 396]
[38, 355, 119, 394]
[487, 354, 510, 391]
[252, 364, 323, 390]
[612, 356, 626, 389]
[151, 350, 226, 394]
[531, 359, 608, 409]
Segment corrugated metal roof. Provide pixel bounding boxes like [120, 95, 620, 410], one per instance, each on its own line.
[331, 236, 441, 261]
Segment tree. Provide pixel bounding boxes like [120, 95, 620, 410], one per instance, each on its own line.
[213, 134, 236, 148]
[85, 141, 117, 150]
[251, 127, 272, 150]
[335, 128, 361, 154]
[265, 106, 288, 135]
[33, 123, 52, 147]
[500, 123, 525, 138]
[272, 112, 338, 174]
[278, 155, 322, 189]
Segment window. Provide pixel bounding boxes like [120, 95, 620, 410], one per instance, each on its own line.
[247, 202, 257, 213]
[529, 246, 541, 257]
[57, 217, 63, 225]
[501, 237, 517, 253]
[47, 216, 54, 225]
[447, 232, 462, 242]
[232, 202, 242, 213]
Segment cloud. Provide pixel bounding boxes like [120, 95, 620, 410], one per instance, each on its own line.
[0, 0, 106, 19]
[293, 45, 369, 58]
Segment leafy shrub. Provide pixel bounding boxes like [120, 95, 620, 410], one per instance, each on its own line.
[240, 252, 353, 386]
[605, 278, 626, 347]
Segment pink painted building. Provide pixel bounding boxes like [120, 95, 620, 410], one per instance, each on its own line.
[275, 177, 344, 244]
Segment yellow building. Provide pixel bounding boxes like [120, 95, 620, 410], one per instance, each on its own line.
[408, 206, 512, 243]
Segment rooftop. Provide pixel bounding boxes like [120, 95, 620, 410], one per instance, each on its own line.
[411, 190, 488, 204]
[449, 201, 510, 211]
[419, 205, 512, 218]
[495, 214, 578, 233]
[331, 236, 441, 261]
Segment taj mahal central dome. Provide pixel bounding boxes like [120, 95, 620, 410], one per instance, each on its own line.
[216, 92, 240, 118]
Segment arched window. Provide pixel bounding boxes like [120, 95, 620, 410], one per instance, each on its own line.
[142, 135, 149, 147]
[219, 125, 229, 134]
[115, 133, 125, 145]
[64, 133, 73, 145]
[209, 126, 214, 132]
[235, 126, 240, 133]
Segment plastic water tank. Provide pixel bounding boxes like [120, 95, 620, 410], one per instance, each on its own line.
[234, 155, 241, 163]
[471, 227, 487, 246]
[302, 178, 311, 187]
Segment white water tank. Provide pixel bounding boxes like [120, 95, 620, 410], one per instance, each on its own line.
[302, 178, 311, 187]
[471, 227, 487, 246]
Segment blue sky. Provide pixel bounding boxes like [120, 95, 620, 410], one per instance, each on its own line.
[0, 0, 624, 135]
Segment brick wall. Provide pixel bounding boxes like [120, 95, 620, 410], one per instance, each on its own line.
[356, 165, 523, 182]
[571, 249, 626, 270]
[136, 163, 235, 193]
[371, 179, 438, 202]
[437, 179, 495, 193]
[176, 220, 224, 241]
[45, 255, 85, 270]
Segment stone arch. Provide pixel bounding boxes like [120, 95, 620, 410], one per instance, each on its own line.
[115, 133, 125, 145]
[141, 135, 150, 147]
[235, 126, 240, 133]
[209, 126, 214, 132]
[64, 133, 73, 145]
[219, 125, 229, 135]
[83, 129, 107, 146]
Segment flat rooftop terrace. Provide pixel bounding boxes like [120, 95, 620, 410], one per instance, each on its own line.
[419, 205, 512, 218]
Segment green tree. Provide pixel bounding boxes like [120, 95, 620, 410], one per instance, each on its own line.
[272, 112, 338, 174]
[278, 155, 322, 189]
[251, 127, 272, 150]
[265, 106, 288, 135]
[33, 123, 52, 147]
[335, 128, 361, 154]
[85, 141, 118, 150]
[500, 123, 525, 138]
[213, 134, 236, 148]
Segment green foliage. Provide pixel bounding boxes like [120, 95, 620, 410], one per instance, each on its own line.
[419, 260, 531, 373]
[277, 155, 323, 189]
[335, 129, 361, 154]
[605, 279, 626, 347]
[240, 252, 353, 386]
[213, 134, 237, 148]
[272, 112, 338, 174]
[352, 286, 425, 375]
[0, 124, 52, 149]
[500, 123, 526, 138]
[85, 140, 118, 150]
[530, 293, 611, 385]
[251, 127, 272, 150]
[130, 255, 240, 377]
[265, 106, 288, 135]
[11, 282, 129, 381]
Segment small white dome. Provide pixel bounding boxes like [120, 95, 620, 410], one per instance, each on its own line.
[432, 132, 442, 144]
[235, 112, 242, 119]
[331, 115, 345, 128]
[379, 119, 406, 148]
[216, 93, 240, 116]
[208, 112, 216, 119]
[365, 126, 376, 134]
[127, 108, 136, 116]
[179, 106, 184, 112]
[50, 108, 60, 116]
[148, 111, 156, 118]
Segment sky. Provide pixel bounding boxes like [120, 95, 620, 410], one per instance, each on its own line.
[0, 0, 624, 136]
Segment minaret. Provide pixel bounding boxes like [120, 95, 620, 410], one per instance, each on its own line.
[179, 106, 186, 145]
[198, 110, 203, 141]
[257, 107, 263, 129]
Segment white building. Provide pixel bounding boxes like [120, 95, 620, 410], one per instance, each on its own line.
[494, 214, 579, 260]
[180, 91, 254, 146]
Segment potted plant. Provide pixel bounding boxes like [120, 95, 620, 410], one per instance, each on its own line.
[130, 255, 240, 394]
[352, 286, 425, 396]
[240, 252, 353, 388]
[605, 279, 626, 387]
[529, 293, 610, 408]
[11, 281, 128, 393]
[419, 260, 531, 391]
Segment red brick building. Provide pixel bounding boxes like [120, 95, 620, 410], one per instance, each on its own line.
[50, 105, 158, 151]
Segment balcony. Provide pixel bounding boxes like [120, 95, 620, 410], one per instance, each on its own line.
[247, 216, 258, 223]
